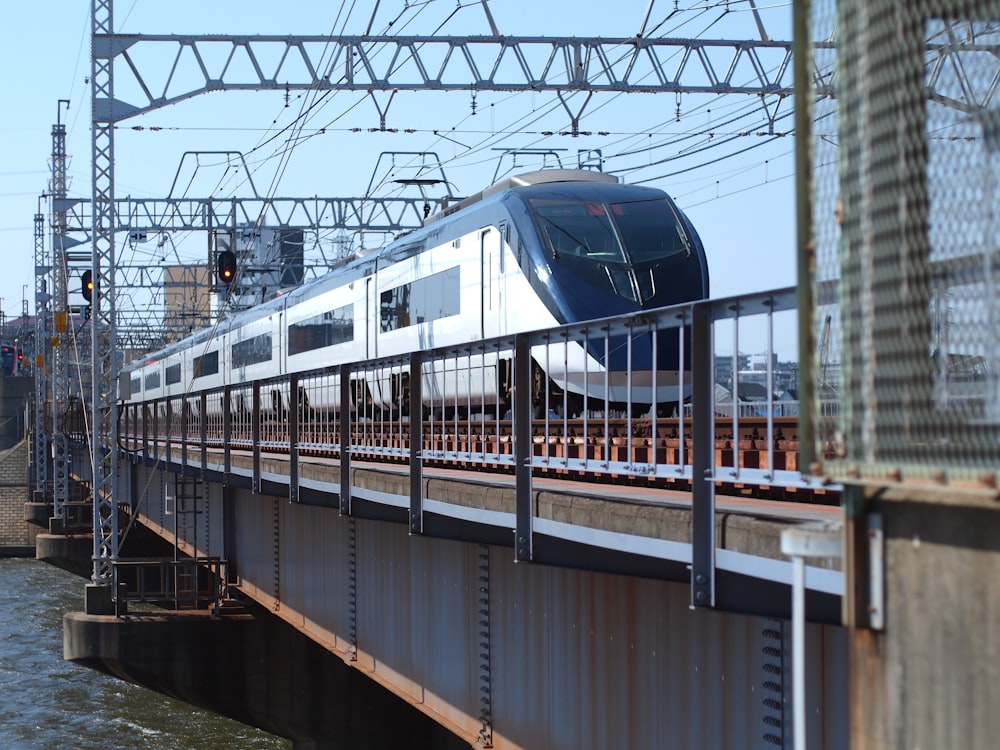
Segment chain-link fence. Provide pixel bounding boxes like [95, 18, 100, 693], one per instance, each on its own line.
[808, 0, 1000, 485]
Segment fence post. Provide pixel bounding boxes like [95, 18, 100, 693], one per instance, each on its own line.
[180, 396, 188, 470]
[289, 374, 299, 503]
[200, 391, 208, 477]
[514, 334, 532, 563]
[165, 399, 173, 469]
[222, 385, 231, 485]
[409, 352, 424, 533]
[691, 301, 715, 608]
[142, 402, 149, 459]
[339, 364, 352, 515]
[252, 380, 261, 494]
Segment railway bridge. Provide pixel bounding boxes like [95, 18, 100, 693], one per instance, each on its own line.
[45, 288, 851, 749]
[23, 3, 1000, 747]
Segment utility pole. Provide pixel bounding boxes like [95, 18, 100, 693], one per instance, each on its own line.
[88, 0, 120, 603]
[50, 99, 72, 529]
[33, 196, 49, 499]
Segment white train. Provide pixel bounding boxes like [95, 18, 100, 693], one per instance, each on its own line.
[122, 169, 709, 419]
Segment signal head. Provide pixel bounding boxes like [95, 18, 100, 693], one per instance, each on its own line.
[217, 250, 238, 286]
[81, 270, 94, 302]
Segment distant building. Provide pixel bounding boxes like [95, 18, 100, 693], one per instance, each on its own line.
[164, 264, 212, 341]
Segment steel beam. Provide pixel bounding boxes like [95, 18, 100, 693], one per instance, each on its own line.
[60, 195, 433, 235]
[96, 34, 802, 121]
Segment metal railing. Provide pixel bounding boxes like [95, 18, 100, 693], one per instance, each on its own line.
[119, 287, 841, 610]
[122, 287, 826, 494]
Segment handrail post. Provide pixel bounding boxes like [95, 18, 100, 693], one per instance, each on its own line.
[289, 374, 300, 503]
[222, 385, 231, 485]
[691, 301, 715, 608]
[409, 352, 424, 534]
[199, 391, 207, 477]
[514, 334, 532, 563]
[339, 364, 352, 515]
[165, 399, 173, 467]
[141, 401, 149, 459]
[180, 396, 188, 469]
[252, 380, 261, 494]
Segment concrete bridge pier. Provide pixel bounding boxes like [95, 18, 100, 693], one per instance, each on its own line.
[64, 599, 471, 750]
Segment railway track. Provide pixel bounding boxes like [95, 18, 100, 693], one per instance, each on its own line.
[139, 414, 837, 505]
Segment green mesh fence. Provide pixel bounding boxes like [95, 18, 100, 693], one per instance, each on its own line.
[809, 0, 1000, 486]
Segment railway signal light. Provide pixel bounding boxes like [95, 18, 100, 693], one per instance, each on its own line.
[217, 250, 238, 287]
[81, 270, 94, 302]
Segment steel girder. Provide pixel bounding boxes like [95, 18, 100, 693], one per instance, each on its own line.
[96, 34, 801, 122]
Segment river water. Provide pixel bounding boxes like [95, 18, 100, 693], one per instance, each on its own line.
[0, 557, 290, 750]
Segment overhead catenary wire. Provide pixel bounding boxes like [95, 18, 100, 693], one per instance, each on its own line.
[363, 0, 797, 198]
[111, 1, 798, 220]
[105, 0, 803, 313]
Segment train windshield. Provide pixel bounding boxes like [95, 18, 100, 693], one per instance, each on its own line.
[529, 198, 691, 265]
[0, 346, 21, 376]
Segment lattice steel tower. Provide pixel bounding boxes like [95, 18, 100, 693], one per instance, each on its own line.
[49, 100, 72, 526]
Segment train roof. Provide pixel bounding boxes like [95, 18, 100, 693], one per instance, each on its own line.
[284, 171, 626, 302]
[424, 168, 618, 226]
[124, 170, 668, 372]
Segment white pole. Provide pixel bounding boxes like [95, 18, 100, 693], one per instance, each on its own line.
[781, 521, 843, 750]
[792, 553, 806, 750]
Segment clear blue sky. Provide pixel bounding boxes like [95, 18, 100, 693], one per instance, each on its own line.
[0, 1, 798, 355]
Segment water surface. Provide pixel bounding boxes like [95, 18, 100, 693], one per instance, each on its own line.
[0, 557, 290, 750]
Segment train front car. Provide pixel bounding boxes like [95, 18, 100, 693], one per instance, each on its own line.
[502, 171, 709, 415]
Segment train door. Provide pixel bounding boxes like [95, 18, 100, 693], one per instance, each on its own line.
[481, 224, 504, 338]
[365, 275, 376, 358]
[275, 310, 284, 376]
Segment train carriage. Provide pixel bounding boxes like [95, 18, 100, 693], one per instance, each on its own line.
[122, 169, 709, 421]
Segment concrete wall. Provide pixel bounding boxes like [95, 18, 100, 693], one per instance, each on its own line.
[848, 486, 1000, 750]
[0, 374, 33, 553]
[0, 439, 34, 554]
[0, 375, 31, 450]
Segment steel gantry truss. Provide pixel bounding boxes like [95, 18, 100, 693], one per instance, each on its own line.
[60, 194, 436, 236]
[55, 193, 446, 349]
[99, 33, 802, 124]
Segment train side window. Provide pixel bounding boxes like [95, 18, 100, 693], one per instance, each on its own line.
[165, 364, 181, 385]
[380, 266, 461, 332]
[232, 333, 273, 368]
[193, 350, 219, 380]
[145, 371, 160, 390]
[288, 304, 354, 355]
[130, 377, 141, 395]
